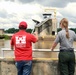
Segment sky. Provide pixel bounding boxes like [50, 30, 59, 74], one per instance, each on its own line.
[0, 0, 76, 30]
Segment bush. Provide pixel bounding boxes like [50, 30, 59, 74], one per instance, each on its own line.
[3, 35, 10, 40]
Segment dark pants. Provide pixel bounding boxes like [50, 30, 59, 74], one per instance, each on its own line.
[15, 60, 32, 75]
[58, 50, 75, 75]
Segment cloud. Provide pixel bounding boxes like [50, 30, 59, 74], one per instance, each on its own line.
[0, 0, 13, 1]
[35, 0, 68, 7]
[57, 2, 76, 28]
[0, 9, 8, 18]
[0, 0, 76, 29]
[18, 0, 33, 3]
[0, 1, 44, 29]
[18, 0, 76, 8]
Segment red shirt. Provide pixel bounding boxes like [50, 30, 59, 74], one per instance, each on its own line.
[10, 30, 37, 61]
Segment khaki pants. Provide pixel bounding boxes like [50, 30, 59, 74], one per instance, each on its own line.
[58, 50, 75, 75]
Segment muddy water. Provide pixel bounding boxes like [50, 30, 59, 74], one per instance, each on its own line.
[0, 40, 76, 58]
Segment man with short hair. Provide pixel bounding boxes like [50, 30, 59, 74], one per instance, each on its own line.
[10, 21, 38, 75]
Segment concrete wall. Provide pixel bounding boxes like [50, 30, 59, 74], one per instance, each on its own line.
[0, 57, 76, 75]
[0, 29, 4, 35]
[0, 57, 17, 75]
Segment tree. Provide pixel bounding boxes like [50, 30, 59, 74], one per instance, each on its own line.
[26, 29, 33, 33]
[4, 28, 19, 33]
[69, 28, 76, 33]
[57, 28, 62, 32]
[57, 28, 76, 33]
[4, 28, 33, 33]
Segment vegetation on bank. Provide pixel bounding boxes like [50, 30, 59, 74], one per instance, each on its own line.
[3, 35, 9, 40]
[4, 28, 33, 33]
[2, 28, 33, 39]
[1, 28, 76, 40]
[57, 28, 76, 33]
[4, 28, 76, 34]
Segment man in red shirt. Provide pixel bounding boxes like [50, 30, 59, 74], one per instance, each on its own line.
[10, 21, 38, 75]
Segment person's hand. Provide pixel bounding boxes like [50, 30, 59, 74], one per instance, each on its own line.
[33, 32, 38, 35]
[33, 32, 38, 41]
[50, 48, 53, 51]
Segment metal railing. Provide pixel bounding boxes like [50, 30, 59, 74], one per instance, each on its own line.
[1, 48, 59, 57]
[1, 48, 76, 57]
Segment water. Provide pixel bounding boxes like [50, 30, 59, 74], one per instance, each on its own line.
[0, 39, 76, 58]
[1, 40, 76, 49]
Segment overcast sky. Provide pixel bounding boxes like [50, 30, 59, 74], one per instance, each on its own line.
[0, 0, 76, 30]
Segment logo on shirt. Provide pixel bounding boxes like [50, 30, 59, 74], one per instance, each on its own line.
[16, 36, 26, 47]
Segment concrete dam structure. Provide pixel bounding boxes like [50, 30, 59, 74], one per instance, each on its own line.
[35, 18, 57, 36]
[33, 8, 57, 37]
[0, 57, 76, 75]
[32, 8, 57, 40]
[0, 48, 76, 75]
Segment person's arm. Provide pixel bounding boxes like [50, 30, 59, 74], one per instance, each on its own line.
[10, 35, 14, 50]
[73, 32, 76, 41]
[11, 45, 14, 50]
[51, 42, 58, 51]
[33, 32, 38, 41]
[51, 33, 60, 51]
